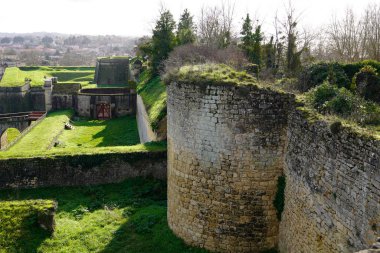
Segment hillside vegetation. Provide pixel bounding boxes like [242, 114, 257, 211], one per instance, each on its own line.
[137, 71, 167, 131]
[292, 61, 380, 137]
[0, 178, 207, 253]
[0, 67, 95, 87]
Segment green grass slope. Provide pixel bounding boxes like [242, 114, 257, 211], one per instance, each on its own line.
[56, 115, 140, 149]
[0, 67, 95, 87]
[0, 110, 166, 159]
[137, 71, 167, 130]
[0, 178, 208, 253]
[5, 110, 73, 155]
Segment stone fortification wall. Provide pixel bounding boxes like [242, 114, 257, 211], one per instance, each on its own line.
[0, 85, 33, 113]
[0, 85, 46, 113]
[167, 78, 380, 253]
[76, 88, 136, 118]
[94, 57, 130, 85]
[167, 81, 294, 252]
[0, 151, 166, 189]
[30, 87, 47, 111]
[52, 83, 81, 110]
[279, 109, 380, 253]
[76, 92, 136, 118]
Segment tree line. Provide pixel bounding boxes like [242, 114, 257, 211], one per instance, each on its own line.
[137, 1, 380, 78]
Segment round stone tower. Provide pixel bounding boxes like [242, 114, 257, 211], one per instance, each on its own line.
[167, 80, 293, 252]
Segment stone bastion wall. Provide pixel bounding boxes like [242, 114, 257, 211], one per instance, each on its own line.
[167, 81, 380, 253]
[279, 109, 380, 253]
[167, 82, 294, 252]
[0, 152, 166, 189]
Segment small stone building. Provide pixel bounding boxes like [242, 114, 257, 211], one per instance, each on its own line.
[76, 88, 136, 119]
[94, 57, 131, 85]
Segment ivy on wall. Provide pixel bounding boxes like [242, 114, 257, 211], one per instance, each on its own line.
[273, 175, 286, 221]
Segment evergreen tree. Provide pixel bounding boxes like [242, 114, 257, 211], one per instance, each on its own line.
[177, 9, 196, 45]
[240, 14, 263, 66]
[264, 36, 276, 69]
[240, 14, 254, 58]
[151, 10, 176, 75]
[252, 25, 263, 66]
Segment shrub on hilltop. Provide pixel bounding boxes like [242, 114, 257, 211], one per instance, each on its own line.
[351, 65, 380, 103]
[306, 81, 380, 125]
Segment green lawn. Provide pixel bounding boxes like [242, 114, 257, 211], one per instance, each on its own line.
[0, 178, 207, 253]
[0, 67, 95, 87]
[0, 200, 56, 253]
[137, 71, 167, 130]
[0, 110, 167, 159]
[5, 110, 73, 155]
[56, 116, 140, 149]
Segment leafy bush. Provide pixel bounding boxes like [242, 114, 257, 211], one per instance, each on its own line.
[298, 60, 380, 92]
[307, 82, 380, 125]
[342, 60, 380, 80]
[324, 88, 355, 115]
[298, 63, 350, 92]
[308, 81, 338, 108]
[163, 44, 248, 75]
[327, 64, 350, 89]
[352, 65, 380, 103]
[245, 63, 259, 77]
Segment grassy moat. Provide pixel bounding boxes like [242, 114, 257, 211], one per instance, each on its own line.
[0, 178, 207, 253]
[0, 110, 167, 159]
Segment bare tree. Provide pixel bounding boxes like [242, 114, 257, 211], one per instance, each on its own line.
[198, 1, 236, 48]
[362, 3, 380, 61]
[275, 1, 314, 75]
[327, 8, 364, 62]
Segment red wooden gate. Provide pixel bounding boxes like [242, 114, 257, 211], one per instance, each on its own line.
[96, 103, 111, 119]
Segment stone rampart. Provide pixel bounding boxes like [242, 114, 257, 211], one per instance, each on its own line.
[279, 109, 380, 253]
[0, 151, 166, 189]
[167, 81, 294, 252]
[167, 79, 380, 253]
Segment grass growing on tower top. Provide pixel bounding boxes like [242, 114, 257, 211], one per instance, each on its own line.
[163, 64, 257, 86]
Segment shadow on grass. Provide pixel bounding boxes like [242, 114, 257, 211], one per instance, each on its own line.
[100, 205, 209, 253]
[68, 115, 140, 147]
[0, 178, 206, 252]
[7, 215, 52, 253]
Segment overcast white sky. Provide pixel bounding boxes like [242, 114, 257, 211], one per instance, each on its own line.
[0, 0, 376, 37]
